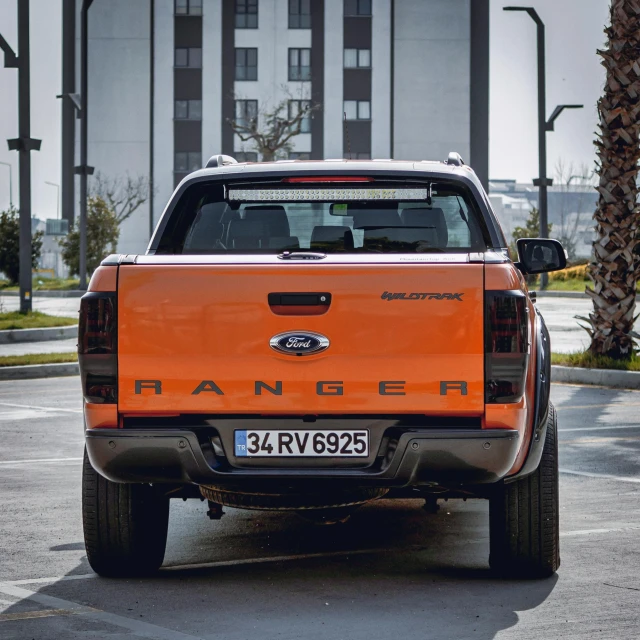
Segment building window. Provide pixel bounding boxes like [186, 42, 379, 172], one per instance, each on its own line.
[344, 0, 371, 16]
[175, 151, 202, 173]
[235, 99, 258, 128]
[289, 152, 310, 160]
[175, 100, 202, 120]
[235, 0, 258, 28]
[288, 48, 311, 81]
[235, 48, 258, 80]
[175, 47, 202, 68]
[288, 100, 311, 133]
[175, 0, 202, 15]
[236, 151, 258, 162]
[289, 0, 311, 28]
[344, 48, 371, 68]
[344, 100, 370, 120]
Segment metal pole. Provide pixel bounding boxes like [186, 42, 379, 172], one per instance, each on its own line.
[17, 0, 32, 313]
[149, 0, 155, 239]
[536, 18, 549, 289]
[79, 0, 92, 290]
[0, 161, 12, 207]
[61, 0, 75, 227]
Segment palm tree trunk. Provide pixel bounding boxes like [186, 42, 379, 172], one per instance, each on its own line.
[587, 0, 640, 359]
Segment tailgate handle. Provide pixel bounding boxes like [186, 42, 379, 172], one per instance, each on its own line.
[268, 293, 331, 306]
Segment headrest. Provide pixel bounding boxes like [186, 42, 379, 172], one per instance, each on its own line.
[198, 203, 226, 219]
[184, 221, 224, 251]
[228, 218, 267, 238]
[352, 208, 401, 229]
[227, 219, 268, 249]
[244, 205, 290, 237]
[401, 207, 448, 246]
[310, 225, 351, 246]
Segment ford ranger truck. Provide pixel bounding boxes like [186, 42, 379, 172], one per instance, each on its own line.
[80, 153, 566, 579]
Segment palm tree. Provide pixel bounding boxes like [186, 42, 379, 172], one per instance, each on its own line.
[586, 0, 640, 359]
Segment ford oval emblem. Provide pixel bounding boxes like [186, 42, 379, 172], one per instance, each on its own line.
[270, 331, 330, 356]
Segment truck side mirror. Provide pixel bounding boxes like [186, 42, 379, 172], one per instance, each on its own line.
[515, 238, 567, 275]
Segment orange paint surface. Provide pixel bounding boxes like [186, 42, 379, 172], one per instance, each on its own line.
[84, 403, 118, 429]
[88, 266, 117, 292]
[116, 264, 486, 414]
[485, 263, 524, 291]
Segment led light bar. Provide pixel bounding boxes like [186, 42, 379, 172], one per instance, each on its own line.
[228, 188, 429, 202]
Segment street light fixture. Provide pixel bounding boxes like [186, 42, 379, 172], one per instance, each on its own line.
[503, 6, 583, 288]
[0, 161, 12, 207]
[45, 181, 60, 219]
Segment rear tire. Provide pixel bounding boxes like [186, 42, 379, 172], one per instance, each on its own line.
[489, 404, 560, 578]
[82, 448, 170, 577]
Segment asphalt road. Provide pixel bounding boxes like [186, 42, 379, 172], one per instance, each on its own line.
[1, 377, 639, 639]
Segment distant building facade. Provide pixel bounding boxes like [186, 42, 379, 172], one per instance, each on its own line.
[76, 0, 489, 254]
[489, 179, 598, 260]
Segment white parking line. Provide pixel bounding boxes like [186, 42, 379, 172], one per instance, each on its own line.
[0, 458, 82, 466]
[0, 574, 95, 587]
[0, 402, 82, 414]
[560, 468, 640, 483]
[560, 424, 640, 432]
[561, 526, 640, 537]
[162, 546, 404, 572]
[0, 584, 205, 639]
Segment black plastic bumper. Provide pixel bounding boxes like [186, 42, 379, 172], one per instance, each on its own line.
[85, 428, 521, 488]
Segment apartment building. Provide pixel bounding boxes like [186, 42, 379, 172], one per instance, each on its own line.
[79, 0, 489, 253]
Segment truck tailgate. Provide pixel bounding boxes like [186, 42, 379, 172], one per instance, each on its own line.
[117, 263, 484, 414]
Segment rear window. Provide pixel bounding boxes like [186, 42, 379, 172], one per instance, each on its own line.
[155, 179, 491, 254]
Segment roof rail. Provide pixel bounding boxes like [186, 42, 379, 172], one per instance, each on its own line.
[444, 152, 465, 167]
[205, 154, 238, 168]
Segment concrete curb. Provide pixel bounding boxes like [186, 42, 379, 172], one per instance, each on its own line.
[0, 362, 79, 380]
[534, 290, 589, 299]
[551, 365, 640, 389]
[0, 290, 84, 298]
[0, 325, 78, 344]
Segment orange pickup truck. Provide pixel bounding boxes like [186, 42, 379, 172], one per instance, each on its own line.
[80, 153, 565, 578]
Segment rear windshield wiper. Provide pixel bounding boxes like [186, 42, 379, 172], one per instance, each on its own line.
[277, 251, 327, 260]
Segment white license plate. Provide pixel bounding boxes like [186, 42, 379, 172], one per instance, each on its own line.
[234, 430, 369, 457]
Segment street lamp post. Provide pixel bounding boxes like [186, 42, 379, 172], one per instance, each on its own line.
[0, 1, 41, 313]
[0, 161, 12, 207]
[74, 0, 95, 291]
[45, 181, 60, 219]
[504, 6, 583, 288]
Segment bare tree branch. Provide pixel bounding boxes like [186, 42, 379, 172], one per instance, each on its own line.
[89, 173, 155, 225]
[227, 96, 321, 161]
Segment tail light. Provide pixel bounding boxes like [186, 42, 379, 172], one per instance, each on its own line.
[485, 291, 529, 403]
[78, 292, 117, 404]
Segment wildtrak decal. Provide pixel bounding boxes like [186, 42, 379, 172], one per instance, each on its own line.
[133, 380, 469, 396]
[381, 292, 464, 301]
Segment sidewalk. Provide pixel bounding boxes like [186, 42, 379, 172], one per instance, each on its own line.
[0, 295, 80, 358]
[0, 294, 80, 318]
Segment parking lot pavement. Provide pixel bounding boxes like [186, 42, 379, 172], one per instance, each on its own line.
[534, 297, 591, 353]
[0, 377, 639, 638]
[0, 295, 80, 318]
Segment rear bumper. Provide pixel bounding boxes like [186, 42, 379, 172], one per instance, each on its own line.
[85, 428, 521, 488]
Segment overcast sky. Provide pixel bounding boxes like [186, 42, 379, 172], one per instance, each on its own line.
[0, 0, 609, 218]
